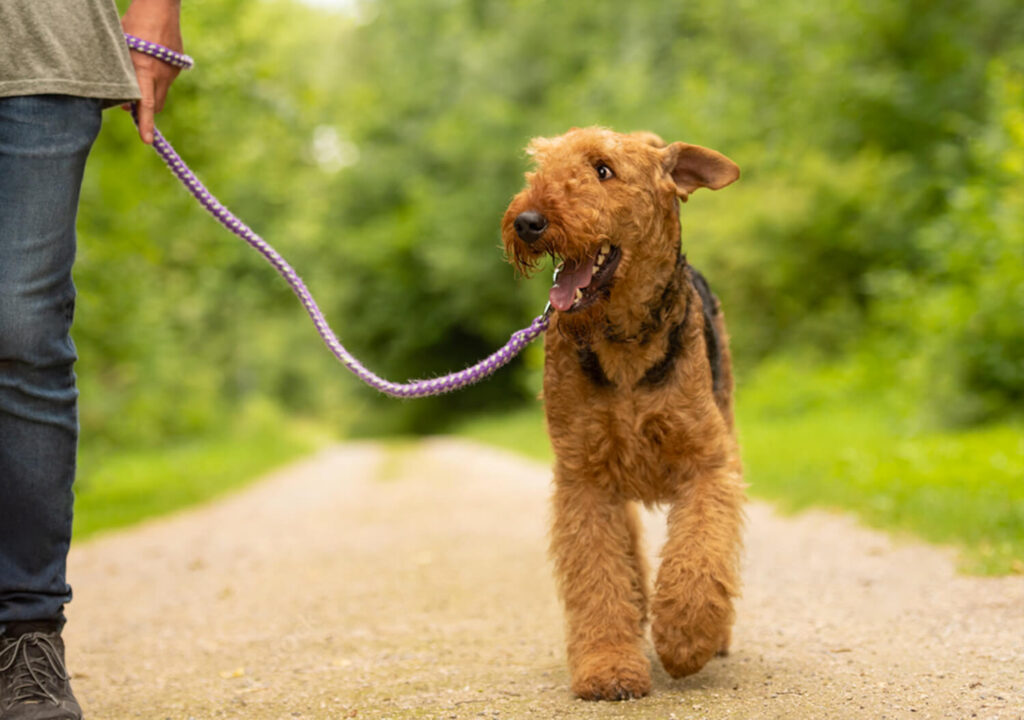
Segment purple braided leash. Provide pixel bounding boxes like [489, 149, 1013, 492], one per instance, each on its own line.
[124, 33, 195, 69]
[123, 34, 549, 399]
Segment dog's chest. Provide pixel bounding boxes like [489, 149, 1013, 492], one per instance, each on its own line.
[543, 315, 725, 501]
[545, 382, 715, 503]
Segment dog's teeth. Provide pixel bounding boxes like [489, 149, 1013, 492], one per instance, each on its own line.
[602, 243, 611, 254]
[574, 289, 583, 302]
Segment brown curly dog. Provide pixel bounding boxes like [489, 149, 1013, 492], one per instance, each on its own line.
[502, 127, 745, 701]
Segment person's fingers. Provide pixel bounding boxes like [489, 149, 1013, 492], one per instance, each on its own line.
[124, 43, 182, 143]
[153, 75, 170, 114]
[136, 75, 157, 144]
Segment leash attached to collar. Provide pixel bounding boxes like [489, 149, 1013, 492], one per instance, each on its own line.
[122, 34, 550, 399]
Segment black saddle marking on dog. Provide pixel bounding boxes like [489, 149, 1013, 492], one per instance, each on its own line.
[636, 298, 691, 389]
[577, 345, 614, 388]
[635, 263, 724, 392]
[689, 266, 723, 394]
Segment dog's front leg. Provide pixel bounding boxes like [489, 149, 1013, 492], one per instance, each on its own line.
[652, 455, 744, 678]
[550, 475, 651, 700]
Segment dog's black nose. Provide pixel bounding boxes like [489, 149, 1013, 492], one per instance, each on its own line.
[514, 211, 548, 244]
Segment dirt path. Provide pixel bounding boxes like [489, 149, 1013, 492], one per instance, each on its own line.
[66, 439, 1024, 719]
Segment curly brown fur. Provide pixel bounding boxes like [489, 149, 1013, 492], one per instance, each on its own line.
[502, 127, 745, 700]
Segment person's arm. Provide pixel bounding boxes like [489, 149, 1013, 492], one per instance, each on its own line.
[121, 0, 183, 144]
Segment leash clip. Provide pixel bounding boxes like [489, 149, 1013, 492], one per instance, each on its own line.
[542, 263, 563, 318]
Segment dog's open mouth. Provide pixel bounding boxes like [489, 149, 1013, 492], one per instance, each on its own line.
[549, 244, 622, 313]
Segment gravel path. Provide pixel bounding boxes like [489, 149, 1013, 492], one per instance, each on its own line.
[65, 439, 1024, 719]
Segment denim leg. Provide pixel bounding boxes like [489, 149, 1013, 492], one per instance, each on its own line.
[0, 95, 102, 628]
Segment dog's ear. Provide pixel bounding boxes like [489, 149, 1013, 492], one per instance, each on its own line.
[662, 142, 740, 199]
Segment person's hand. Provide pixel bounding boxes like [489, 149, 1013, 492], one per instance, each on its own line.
[120, 0, 183, 144]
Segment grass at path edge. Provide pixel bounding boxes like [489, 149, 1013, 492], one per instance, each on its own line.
[74, 400, 332, 541]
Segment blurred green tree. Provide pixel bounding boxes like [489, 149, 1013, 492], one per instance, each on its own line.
[76, 0, 1023, 445]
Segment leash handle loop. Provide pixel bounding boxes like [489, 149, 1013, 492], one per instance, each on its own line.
[122, 34, 548, 398]
[124, 33, 195, 70]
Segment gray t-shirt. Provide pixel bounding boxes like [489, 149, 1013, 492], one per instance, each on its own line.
[0, 0, 141, 106]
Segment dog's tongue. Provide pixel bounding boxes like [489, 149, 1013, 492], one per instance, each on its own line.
[550, 258, 594, 311]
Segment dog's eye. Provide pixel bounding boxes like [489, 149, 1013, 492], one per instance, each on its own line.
[595, 162, 614, 181]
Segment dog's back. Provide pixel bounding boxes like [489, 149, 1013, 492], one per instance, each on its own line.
[688, 265, 735, 431]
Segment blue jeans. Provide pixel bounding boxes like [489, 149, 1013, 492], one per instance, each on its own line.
[0, 95, 103, 630]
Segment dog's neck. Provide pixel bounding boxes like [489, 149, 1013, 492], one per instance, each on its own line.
[600, 251, 687, 346]
[596, 202, 688, 344]
[560, 251, 691, 391]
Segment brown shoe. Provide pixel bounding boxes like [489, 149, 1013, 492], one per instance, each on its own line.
[0, 623, 82, 720]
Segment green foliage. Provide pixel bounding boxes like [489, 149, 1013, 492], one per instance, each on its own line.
[321, 0, 1024, 428]
[871, 64, 1024, 423]
[76, 0, 1022, 451]
[737, 358, 1024, 575]
[80, 0, 360, 448]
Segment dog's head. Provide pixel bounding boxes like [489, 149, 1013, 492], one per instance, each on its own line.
[502, 127, 738, 319]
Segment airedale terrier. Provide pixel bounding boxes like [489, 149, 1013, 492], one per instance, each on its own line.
[502, 127, 745, 701]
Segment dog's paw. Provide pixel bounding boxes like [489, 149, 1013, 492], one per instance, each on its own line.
[652, 571, 735, 678]
[654, 639, 714, 678]
[652, 619, 730, 678]
[570, 646, 651, 701]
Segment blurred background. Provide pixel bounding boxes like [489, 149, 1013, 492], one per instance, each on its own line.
[77, 0, 1022, 572]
